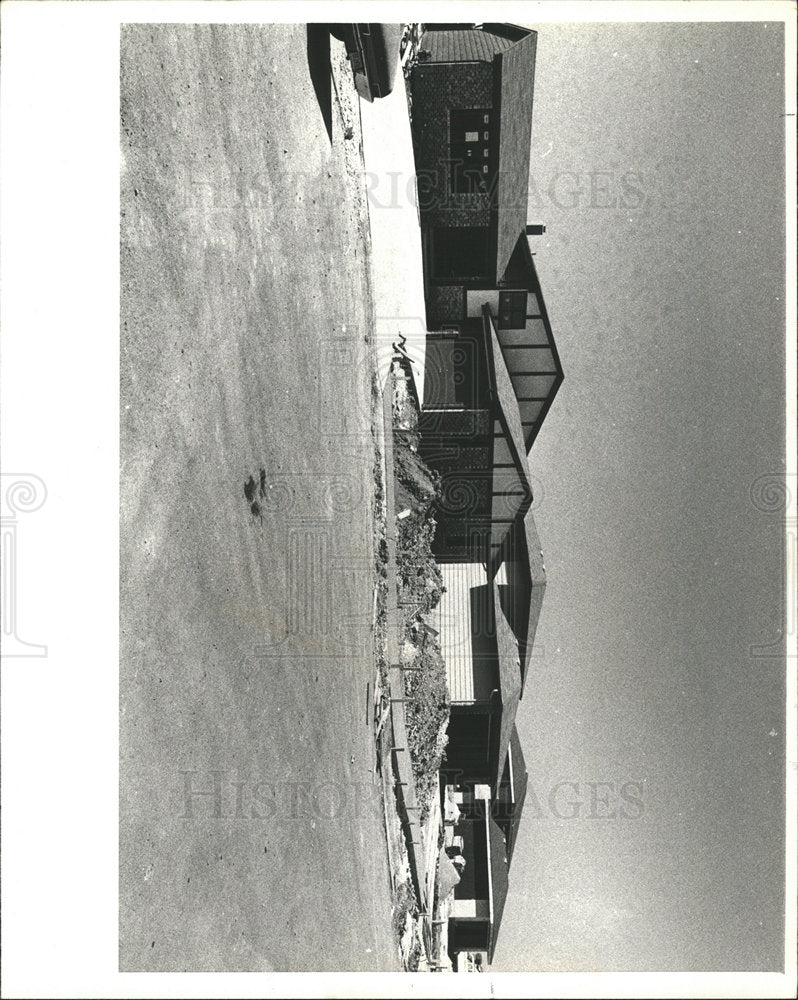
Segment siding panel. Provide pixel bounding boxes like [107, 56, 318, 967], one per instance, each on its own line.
[434, 562, 495, 703]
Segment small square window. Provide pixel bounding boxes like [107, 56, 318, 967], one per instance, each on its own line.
[465, 131, 479, 143]
[483, 131, 489, 140]
[483, 149, 489, 158]
[483, 114, 490, 124]
[498, 290, 527, 329]
[482, 165, 489, 174]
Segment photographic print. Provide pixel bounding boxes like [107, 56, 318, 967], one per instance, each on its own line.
[118, 14, 789, 976]
[1, 3, 794, 997]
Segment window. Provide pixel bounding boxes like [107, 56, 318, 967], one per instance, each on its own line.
[450, 109, 493, 194]
[498, 291, 527, 330]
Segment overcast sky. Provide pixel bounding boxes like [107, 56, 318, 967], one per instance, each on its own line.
[494, 21, 787, 972]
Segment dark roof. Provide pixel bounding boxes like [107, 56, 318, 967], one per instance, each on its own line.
[492, 578, 522, 793]
[479, 23, 534, 43]
[493, 31, 537, 281]
[420, 27, 515, 62]
[504, 726, 528, 863]
[506, 509, 546, 694]
[487, 815, 511, 963]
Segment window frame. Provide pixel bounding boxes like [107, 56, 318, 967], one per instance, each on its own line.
[449, 108, 494, 195]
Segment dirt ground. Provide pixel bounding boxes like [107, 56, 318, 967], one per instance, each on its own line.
[119, 24, 399, 972]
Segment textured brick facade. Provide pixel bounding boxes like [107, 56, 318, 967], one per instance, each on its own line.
[410, 62, 495, 228]
[419, 408, 491, 440]
[426, 284, 465, 327]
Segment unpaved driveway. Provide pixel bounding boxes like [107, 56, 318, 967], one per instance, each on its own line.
[120, 24, 398, 972]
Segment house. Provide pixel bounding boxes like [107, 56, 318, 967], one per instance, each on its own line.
[409, 21, 561, 968]
[411, 24, 537, 290]
[410, 23, 563, 451]
[420, 303, 548, 794]
[411, 22, 558, 795]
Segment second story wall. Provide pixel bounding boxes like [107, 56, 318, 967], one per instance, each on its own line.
[411, 60, 496, 230]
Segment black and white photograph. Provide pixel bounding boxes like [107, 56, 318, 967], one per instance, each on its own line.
[1, 2, 796, 997]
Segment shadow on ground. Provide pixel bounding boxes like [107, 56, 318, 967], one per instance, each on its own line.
[306, 25, 333, 144]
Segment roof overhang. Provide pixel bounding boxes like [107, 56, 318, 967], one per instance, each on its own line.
[492, 578, 522, 791]
[492, 30, 538, 282]
[487, 815, 510, 963]
[482, 306, 535, 573]
[504, 727, 529, 863]
[514, 507, 547, 687]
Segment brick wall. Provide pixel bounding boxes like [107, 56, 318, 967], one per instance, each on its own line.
[426, 284, 465, 327]
[410, 62, 494, 228]
[418, 408, 491, 441]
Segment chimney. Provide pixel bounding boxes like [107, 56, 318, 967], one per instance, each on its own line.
[526, 224, 546, 236]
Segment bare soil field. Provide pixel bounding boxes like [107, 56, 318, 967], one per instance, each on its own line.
[120, 24, 399, 972]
